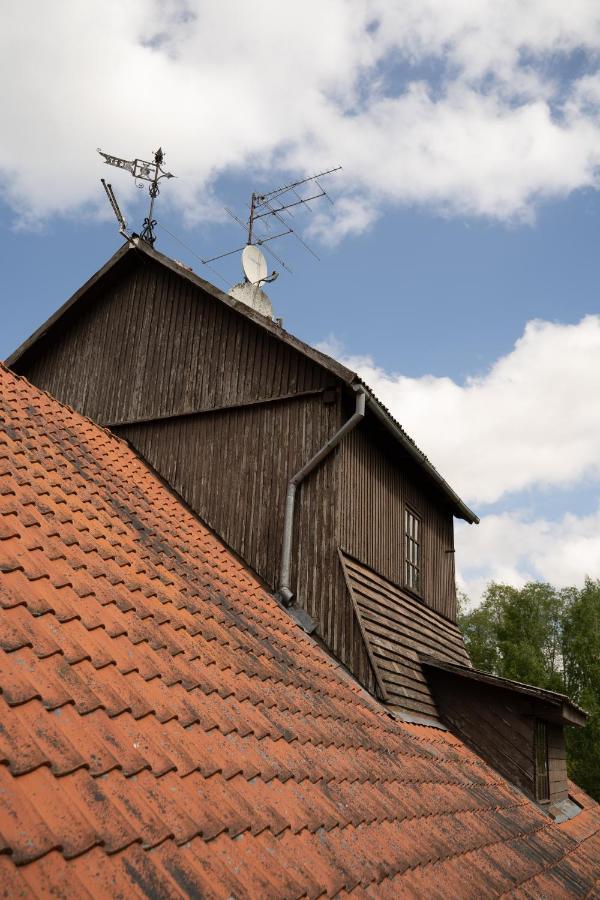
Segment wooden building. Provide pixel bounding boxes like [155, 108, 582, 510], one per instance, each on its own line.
[6, 237, 586, 811]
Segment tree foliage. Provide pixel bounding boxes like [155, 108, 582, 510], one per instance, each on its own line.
[459, 579, 600, 801]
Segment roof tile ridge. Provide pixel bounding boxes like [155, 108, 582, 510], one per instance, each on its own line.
[248, 698, 403, 735]
[5, 786, 527, 871]
[0, 675, 384, 751]
[283, 812, 555, 895]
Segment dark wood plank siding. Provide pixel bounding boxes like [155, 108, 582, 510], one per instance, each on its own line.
[547, 724, 569, 803]
[338, 415, 458, 620]
[426, 671, 569, 804]
[340, 552, 470, 720]
[18, 256, 331, 425]
[427, 671, 537, 797]
[116, 396, 378, 696]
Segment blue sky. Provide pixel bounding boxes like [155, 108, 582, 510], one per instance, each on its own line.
[2, 1, 600, 601]
[5, 184, 599, 381]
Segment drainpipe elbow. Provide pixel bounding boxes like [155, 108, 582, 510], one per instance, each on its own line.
[276, 586, 295, 608]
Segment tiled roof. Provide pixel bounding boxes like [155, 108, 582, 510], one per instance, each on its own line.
[0, 363, 599, 899]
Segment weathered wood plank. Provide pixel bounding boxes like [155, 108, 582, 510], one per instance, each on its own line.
[338, 422, 459, 621]
[344, 559, 467, 643]
[340, 552, 470, 722]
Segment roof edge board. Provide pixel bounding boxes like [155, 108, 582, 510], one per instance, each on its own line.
[421, 656, 587, 725]
[361, 386, 479, 524]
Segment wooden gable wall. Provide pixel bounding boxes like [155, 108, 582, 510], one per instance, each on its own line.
[17, 255, 330, 425]
[11, 252, 379, 695]
[338, 411, 458, 621]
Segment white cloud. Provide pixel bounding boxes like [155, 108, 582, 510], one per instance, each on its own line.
[318, 315, 600, 506]
[320, 315, 600, 601]
[455, 506, 600, 601]
[306, 196, 379, 245]
[1, 1, 599, 231]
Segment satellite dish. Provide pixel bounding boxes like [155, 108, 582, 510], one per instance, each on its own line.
[242, 244, 268, 285]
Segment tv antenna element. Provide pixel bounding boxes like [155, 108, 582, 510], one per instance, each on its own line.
[97, 146, 175, 246]
[206, 165, 342, 281]
[100, 179, 131, 241]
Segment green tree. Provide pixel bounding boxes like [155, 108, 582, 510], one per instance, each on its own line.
[458, 587, 504, 673]
[562, 579, 600, 800]
[460, 579, 600, 801]
[459, 581, 565, 689]
[496, 582, 565, 691]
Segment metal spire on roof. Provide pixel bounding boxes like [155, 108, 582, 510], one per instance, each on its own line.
[97, 147, 175, 246]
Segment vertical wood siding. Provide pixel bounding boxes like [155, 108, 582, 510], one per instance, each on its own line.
[547, 724, 569, 803]
[19, 256, 331, 424]
[426, 671, 569, 804]
[338, 414, 458, 621]
[115, 396, 378, 696]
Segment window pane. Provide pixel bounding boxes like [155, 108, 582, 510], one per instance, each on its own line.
[404, 508, 422, 594]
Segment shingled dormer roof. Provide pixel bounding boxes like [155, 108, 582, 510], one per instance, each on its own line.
[0, 364, 599, 896]
[5, 239, 478, 524]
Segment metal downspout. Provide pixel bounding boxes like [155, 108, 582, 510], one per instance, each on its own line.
[276, 386, 366, 608]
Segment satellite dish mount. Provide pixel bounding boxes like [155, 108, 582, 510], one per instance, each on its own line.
[241, 243, 276, 287]
[97, 146, 175, 246]
[204, 165, 342, 282]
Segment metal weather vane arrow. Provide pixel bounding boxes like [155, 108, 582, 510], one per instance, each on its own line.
[97, 146, 175, 246]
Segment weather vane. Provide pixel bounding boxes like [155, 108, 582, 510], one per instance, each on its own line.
[97, 146, 175, 245]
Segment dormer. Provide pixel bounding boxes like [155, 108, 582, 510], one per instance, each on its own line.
[421, 658, 586, 813]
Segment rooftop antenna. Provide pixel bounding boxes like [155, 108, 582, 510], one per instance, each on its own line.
[97, 147, 175, 246]
[100, 179, 132, 241]
[204, 165, 342, 279]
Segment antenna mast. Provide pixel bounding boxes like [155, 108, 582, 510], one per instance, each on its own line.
[97, 147, 175, 246]
[204, 165, 342, 273]
[100, 179, 130, 239]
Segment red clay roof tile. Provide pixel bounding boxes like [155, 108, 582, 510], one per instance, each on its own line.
[0, 362, 599, 897]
